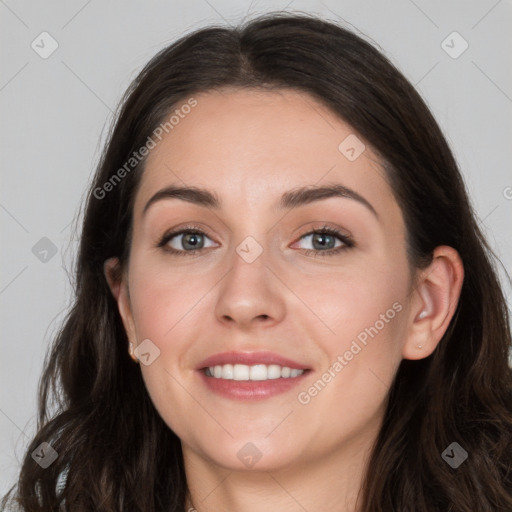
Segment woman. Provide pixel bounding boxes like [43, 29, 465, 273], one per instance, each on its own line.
[3, 11, 511, 512]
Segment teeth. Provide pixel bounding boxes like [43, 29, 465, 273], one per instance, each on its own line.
[233, 364, 249, 380]
[205, 364, 305, 380]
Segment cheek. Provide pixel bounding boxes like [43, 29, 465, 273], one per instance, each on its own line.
[295, 257, 407, 349]
[292, 272, 406, 443]
[332, 282, 405, 352]
[126, 260, 209, 435]
[294, 259, 408, 413]
[127, 255, 210, 342]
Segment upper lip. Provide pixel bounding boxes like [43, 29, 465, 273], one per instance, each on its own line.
[196, 351, 310, 370]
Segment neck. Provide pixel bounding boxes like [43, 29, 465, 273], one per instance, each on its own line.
[183, 432, 376, 512]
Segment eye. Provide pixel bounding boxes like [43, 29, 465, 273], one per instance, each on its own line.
[157, 226, 216, 255]
[157, 224, 354, 257]
[294, 226, 354, 257]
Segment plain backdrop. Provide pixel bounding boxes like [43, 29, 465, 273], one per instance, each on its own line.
[1, 0, 511, 495]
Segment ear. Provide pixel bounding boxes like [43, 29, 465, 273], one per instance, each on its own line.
[402, 245, 464, 360]
[104, 257, 137, 347]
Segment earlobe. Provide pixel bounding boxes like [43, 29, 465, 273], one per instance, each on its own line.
[402, 246, 464, 360]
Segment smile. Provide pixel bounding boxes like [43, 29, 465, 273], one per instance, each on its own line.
[204, 363, 305, 380]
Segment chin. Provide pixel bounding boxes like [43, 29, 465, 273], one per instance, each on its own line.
[192, 433, 306, 472]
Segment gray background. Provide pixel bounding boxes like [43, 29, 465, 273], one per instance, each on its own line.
[1, 0, 511, 495]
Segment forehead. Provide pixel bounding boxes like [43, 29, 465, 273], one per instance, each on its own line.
[133, 87, 399, 222]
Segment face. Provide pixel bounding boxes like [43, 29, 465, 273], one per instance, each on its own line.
[111, 87, 417, 472]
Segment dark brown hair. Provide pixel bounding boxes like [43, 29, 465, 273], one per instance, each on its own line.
[3, 11, 511, 512]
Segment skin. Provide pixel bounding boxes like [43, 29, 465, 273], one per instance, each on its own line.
[105, 87, 464, 512]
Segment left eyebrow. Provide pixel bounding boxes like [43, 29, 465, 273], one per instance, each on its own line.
[278, 183, 378, 219]
[142, 183, 378, 220]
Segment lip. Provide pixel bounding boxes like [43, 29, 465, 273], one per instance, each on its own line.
[195, 351, 312, 401]
[198, 370, 310, 401]
[196, 351, 310, 371]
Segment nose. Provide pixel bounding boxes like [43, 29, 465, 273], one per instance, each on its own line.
[214, 243, 286, 330]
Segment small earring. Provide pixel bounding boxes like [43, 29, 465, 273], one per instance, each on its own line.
[417, 344, 423, 349]
[418, 311, 427, 319]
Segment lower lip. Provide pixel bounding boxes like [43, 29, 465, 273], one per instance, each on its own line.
[198, 369, 311, 401]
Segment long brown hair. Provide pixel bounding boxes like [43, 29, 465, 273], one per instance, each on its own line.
[3, 12, 511, 511]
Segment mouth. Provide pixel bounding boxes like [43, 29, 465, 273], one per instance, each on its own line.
[195, 352, 312, 401]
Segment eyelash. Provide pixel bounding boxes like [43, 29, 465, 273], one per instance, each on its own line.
[156, 224, 355, 258]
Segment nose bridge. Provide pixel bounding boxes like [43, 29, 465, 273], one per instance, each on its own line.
[226, 230, 272, 296]
[225, 198, 275, 271]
